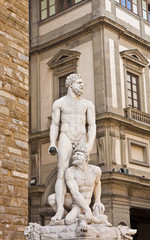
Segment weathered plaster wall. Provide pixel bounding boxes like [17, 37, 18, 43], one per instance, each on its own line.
[0, 1, 29, 239]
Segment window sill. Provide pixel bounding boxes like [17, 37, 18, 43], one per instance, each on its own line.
[40, 0, 90, 25]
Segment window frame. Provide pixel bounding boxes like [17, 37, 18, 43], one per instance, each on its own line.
[120, 49, 148, 113]
[47, 49, 81, 101]
[127, 72, 141, 110]
[40, 0, 84, 21]
[59, 75, 69, 98]
[115, 0, 138, 15]
[141, 0, 150, 22]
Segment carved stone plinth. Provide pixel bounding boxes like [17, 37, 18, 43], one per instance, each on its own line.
[24, 221, 136, 240]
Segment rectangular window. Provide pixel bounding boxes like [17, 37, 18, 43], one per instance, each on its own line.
[142, 0, 150, 22]
[49, 0, 56, 16]
[41, 0, 48, 20]
[127, 72, 140, 110]
[59, 75, 68, 97]
[115, 0, 138, 14]
[40, 0, 84, 21]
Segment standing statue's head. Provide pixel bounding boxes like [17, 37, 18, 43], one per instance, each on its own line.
[65, 73, 84, 96]
[72, 147, 89, 166]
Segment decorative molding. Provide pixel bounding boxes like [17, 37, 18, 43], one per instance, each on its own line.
[43, 168, 58, 204]
[96, 112, 150, 134]
[97, 137, 106, 166]
[120, 49, 149, 68]
[29, 185, 46, 197]
[47, 49, 81, 69]
[29, 130, 49, 142]
[47, 49, 80, 101]
[128, 138, 149, 167]
[30, 17, 150, 56]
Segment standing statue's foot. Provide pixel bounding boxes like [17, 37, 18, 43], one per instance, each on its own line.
[51, 210, 64, 222]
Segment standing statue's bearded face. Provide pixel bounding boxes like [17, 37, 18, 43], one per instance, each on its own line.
[71, 78, 84, 96]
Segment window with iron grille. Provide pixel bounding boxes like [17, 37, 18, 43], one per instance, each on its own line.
[127, 72, 140, 110]
[40, 0, 83, 21]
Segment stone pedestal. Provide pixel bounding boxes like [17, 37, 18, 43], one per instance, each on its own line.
[43, 238, 109, 240]
[24, 221, 136, 240]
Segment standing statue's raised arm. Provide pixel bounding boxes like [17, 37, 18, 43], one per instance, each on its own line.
[86, 101, 96, 153]
[48, 100, 61, 155]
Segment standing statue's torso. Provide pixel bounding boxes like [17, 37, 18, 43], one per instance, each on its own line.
[59, 97, 88, 142]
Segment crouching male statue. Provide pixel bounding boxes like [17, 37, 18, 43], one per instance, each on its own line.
[48, 73, 96, 221]
[48, 147, 111, 226]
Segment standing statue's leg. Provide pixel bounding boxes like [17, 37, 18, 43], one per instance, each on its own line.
[51, 169, 66, 221]
[51, 133, 72, 221]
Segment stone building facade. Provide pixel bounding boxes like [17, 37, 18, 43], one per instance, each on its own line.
[29, 0, 150, 239]
[0, 1, 29, 239]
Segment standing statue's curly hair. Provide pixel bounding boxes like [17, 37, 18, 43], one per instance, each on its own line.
[65, 73, 81, 88]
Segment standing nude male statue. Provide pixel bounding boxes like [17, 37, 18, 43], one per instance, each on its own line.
[48, 73, 96, 221]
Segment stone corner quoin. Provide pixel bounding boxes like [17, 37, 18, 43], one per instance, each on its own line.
[0, 0, 29, 240]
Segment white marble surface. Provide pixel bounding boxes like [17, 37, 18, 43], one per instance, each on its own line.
[25, 74, 137, 240]
[24, 221, 136, 240]
[48, 74, 96, 221]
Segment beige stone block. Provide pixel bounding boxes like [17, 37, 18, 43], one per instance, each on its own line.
[8, 147, 21, 156]
[0, 106, 9, 116]
[11, 170, 28, 179]
[6, 100, 16, 110]
[13, 186, 28, 198]
[17, 65, 28, 75]
[11, 85, 27, 99]
[10, 109, 28, 122]
[1, 168, 9, 176]
[1, 196, 11, 207]
[4, 129, 11, 136]
[11, 198, 28, 208]
[14, 132, 28, 142]
[0, 96, 6, 105]
[15, 140, 28, 150]
[14, 162, 28, 173]
[0, 90, 15, 101]
[18, 97, 28, 106]
[2, 159, 14, 171]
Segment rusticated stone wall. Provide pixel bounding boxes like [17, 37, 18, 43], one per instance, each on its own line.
[0, 1, 29, 239]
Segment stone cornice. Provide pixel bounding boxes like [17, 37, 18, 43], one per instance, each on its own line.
[29, 111, 150, 142]
[102, 171, 150, 187]
[29, 129, 49, 142]
[29, 185, 46, 197]
[96, 112, 150, 135]
[30, 16, 150, 56]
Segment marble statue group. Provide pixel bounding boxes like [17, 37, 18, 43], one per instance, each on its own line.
[25, 73, 137, 240]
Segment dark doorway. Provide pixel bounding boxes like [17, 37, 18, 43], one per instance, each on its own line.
[130, 208, 150, 240]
